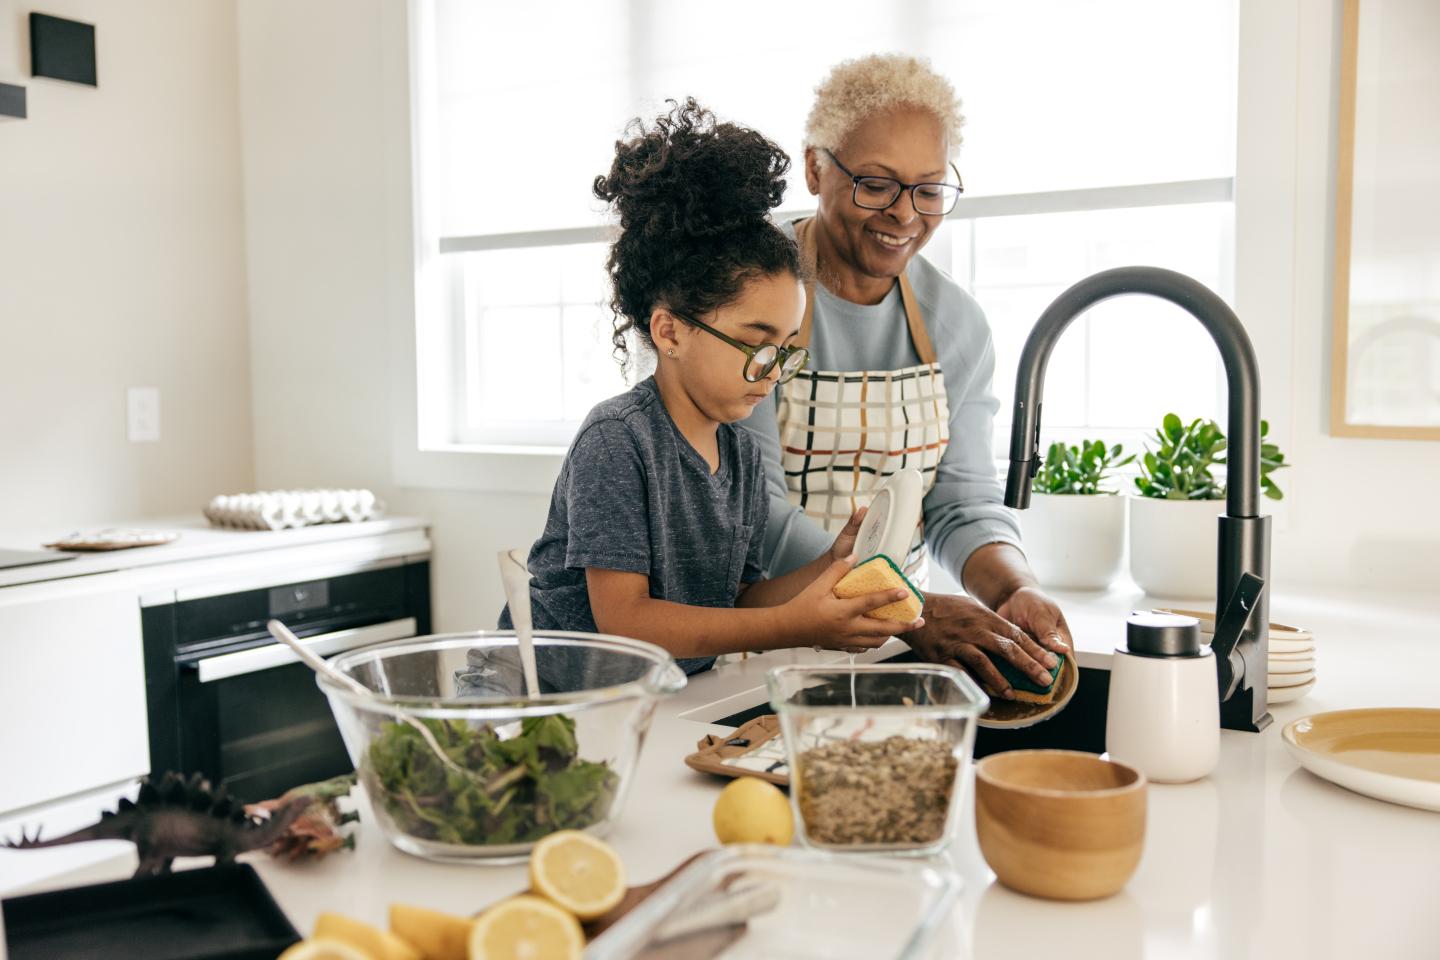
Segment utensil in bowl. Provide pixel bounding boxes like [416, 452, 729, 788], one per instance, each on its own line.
[317, 630, 685, 864]
[974, 749, 1146, 901]
[767, 663, 988, 856]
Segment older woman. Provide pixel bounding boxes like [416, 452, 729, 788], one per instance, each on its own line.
[739, 54, 1071, 700]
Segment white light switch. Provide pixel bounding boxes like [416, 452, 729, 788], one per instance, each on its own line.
[126, 387, 161, 443]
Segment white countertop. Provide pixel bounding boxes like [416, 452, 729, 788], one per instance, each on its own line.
[7, 585, 1439, 959]
[0, 516, 430, 589]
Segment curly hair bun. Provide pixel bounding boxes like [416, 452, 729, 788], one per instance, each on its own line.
[594, 98, 802, 373]
[594, 98, 790, 240]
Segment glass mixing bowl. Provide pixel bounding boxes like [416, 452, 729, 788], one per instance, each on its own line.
[318, 630, 685, 864]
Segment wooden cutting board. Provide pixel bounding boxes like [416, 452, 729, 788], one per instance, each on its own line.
[476, 852, 712, 943]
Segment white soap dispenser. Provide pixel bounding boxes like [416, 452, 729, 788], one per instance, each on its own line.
[1106, 612, 1219, 783]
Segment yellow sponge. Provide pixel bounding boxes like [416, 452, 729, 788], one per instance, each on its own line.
[833, 554, 925, 623]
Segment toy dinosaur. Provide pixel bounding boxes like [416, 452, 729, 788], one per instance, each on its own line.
[245, 773, 360, 861]
[4, 771, 313, 877]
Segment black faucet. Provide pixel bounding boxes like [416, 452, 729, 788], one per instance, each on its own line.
[1003, 266, 1272, 733]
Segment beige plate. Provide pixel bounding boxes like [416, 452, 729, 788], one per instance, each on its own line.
[1283, 708, 1440, 812]
[1268, 677, 1316, 705]
[979, 652, 1079, 729]
[1268, 669, 1317, 688]
[1267, 657, 1316, 675]
[1156, 607, 1313, 644]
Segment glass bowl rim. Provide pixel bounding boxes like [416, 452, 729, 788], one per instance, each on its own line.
[317, 629, 686, 719]
[766, 661, 990, 719]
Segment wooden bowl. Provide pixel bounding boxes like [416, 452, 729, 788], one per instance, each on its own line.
[975, 750, 1147, 901]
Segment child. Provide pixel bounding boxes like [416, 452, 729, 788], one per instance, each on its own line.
[497, 99, 922, 684]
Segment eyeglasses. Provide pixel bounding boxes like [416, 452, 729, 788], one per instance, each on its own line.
[824, 149, 964, 216]
[672, 311, 810, 384]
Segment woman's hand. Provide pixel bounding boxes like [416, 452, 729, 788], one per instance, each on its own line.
[828, 507, 867, 562]
[778, 555, 924, 650]
[899, 592, 1069, 700]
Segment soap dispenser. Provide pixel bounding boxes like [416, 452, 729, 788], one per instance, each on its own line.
[1106, 573, 1265, 783]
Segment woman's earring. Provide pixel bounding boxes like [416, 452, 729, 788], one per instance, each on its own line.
[666, 348, 676, 358]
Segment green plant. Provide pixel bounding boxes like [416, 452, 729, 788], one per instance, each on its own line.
[1134, 413, 1289, 501]
[1032, 439, 1135, 495]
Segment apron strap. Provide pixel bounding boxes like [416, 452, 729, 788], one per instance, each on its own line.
[792, 217, 936, 365]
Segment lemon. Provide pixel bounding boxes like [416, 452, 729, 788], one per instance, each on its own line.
[468, 894, 584, 960]
[712, 776, 794, 845]
[277, 939, 370, 960]
[527, 829, 627, 921]
[389, 903, 473, 960]
[314, 913, 420, 960]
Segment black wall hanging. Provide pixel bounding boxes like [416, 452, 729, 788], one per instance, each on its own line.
[0, 82, 25, 119]
[30, 13, 97, 87]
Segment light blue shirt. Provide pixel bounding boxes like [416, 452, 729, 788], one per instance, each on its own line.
[737, 218, 1024, 583]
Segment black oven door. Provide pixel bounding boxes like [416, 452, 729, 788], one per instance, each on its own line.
[143, 561, 430, 803]
[176, 617, 417, 801]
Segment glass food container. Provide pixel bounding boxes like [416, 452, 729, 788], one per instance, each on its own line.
[585, 845, 962, 960]
[767, 663, 989, 857]
[318, 631, 685, 864]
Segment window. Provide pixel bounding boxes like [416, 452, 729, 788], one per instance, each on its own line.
[414, 0, 1238, 454]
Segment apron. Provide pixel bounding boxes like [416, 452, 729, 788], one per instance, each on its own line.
[777, 219, 952, 585]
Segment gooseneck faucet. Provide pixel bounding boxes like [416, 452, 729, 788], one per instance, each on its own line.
[1004, 266, 1272, 733]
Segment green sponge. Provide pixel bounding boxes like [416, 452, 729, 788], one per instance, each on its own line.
[986, 650, 1065, 703]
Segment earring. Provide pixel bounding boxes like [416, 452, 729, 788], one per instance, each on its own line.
[666, 348, 676, 358]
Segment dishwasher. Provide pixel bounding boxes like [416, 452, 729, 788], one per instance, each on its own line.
[141, 559, 430, 802]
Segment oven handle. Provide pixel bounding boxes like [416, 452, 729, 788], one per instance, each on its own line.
[193, 617, 418, 683]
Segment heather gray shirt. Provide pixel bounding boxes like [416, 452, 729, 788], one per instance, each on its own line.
[737, 218, 1023, 583]
[497, 377, 768, 684]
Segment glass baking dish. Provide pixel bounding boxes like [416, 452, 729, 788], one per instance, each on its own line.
[584, 844, 962, 960]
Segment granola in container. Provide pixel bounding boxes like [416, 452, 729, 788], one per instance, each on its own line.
[796, 736, 958, 846]
[767, 663, 988, 856]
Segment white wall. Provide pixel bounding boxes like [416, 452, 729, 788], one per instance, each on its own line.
[0, 0, 254, 533]
[237, 0, 549, 630]
[238, 0, 1440, 636]
[1237, 0, 1440, 590]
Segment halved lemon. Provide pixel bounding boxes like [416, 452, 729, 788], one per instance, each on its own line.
[527, 829, 627, 921]
[277, 939, 370, 960]
[468, 895, 585, 960]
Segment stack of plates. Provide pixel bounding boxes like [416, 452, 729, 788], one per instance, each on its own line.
[1157, 608, 1316, 705]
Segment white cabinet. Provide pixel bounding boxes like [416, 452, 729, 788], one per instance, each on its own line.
[0, 574, 149, 816]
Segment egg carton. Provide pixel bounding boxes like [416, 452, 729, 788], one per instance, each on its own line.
[203, 489, 383, 530]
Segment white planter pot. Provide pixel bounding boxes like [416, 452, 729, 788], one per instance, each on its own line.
[1127, 496, 1224, 600]
[1017, 493, 1126, 590]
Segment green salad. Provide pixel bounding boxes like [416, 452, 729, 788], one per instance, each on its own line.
[365, 714, 617, 845]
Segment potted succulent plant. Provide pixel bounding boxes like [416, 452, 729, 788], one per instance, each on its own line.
[1128, 413, 1288, 598]
[1019, 439, 1135, 590]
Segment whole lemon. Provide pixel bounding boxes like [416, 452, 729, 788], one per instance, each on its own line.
[712, 776, 795, 845]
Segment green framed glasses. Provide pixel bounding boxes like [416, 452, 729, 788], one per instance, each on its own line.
[673, 311, 810, 384]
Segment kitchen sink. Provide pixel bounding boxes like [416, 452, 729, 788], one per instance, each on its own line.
[708, 650, 1110, 759]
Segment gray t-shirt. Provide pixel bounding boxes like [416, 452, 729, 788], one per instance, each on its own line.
[737, 218, 1023, 583]
[497, 376, 768, 683]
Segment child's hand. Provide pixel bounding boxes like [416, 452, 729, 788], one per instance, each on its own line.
[828, 507, 867, 563]
[780, 555, 925, 649]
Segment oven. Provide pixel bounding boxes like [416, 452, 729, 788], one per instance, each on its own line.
[141, 559, 430, 802]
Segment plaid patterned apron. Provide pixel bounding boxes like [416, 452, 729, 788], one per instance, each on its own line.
[777, 219, 951, 584]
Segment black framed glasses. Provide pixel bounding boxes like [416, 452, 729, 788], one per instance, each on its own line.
[673, 312, 810, 384]
[824, 148, 964, 216]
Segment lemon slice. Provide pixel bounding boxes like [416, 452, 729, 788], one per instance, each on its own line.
[277, 939, 370, 960]
[527, 829, 627, 921]
[469, 895, 585, 960]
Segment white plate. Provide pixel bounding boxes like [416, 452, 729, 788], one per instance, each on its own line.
[1283, 708, 1440, 812]
[855, 469, 924, 565]
[1268, 657, 1316, 674]
[1269, 649, 1316, 661]
[1268, 678, 1316, 704]
[1268, 669, 1317, 688]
